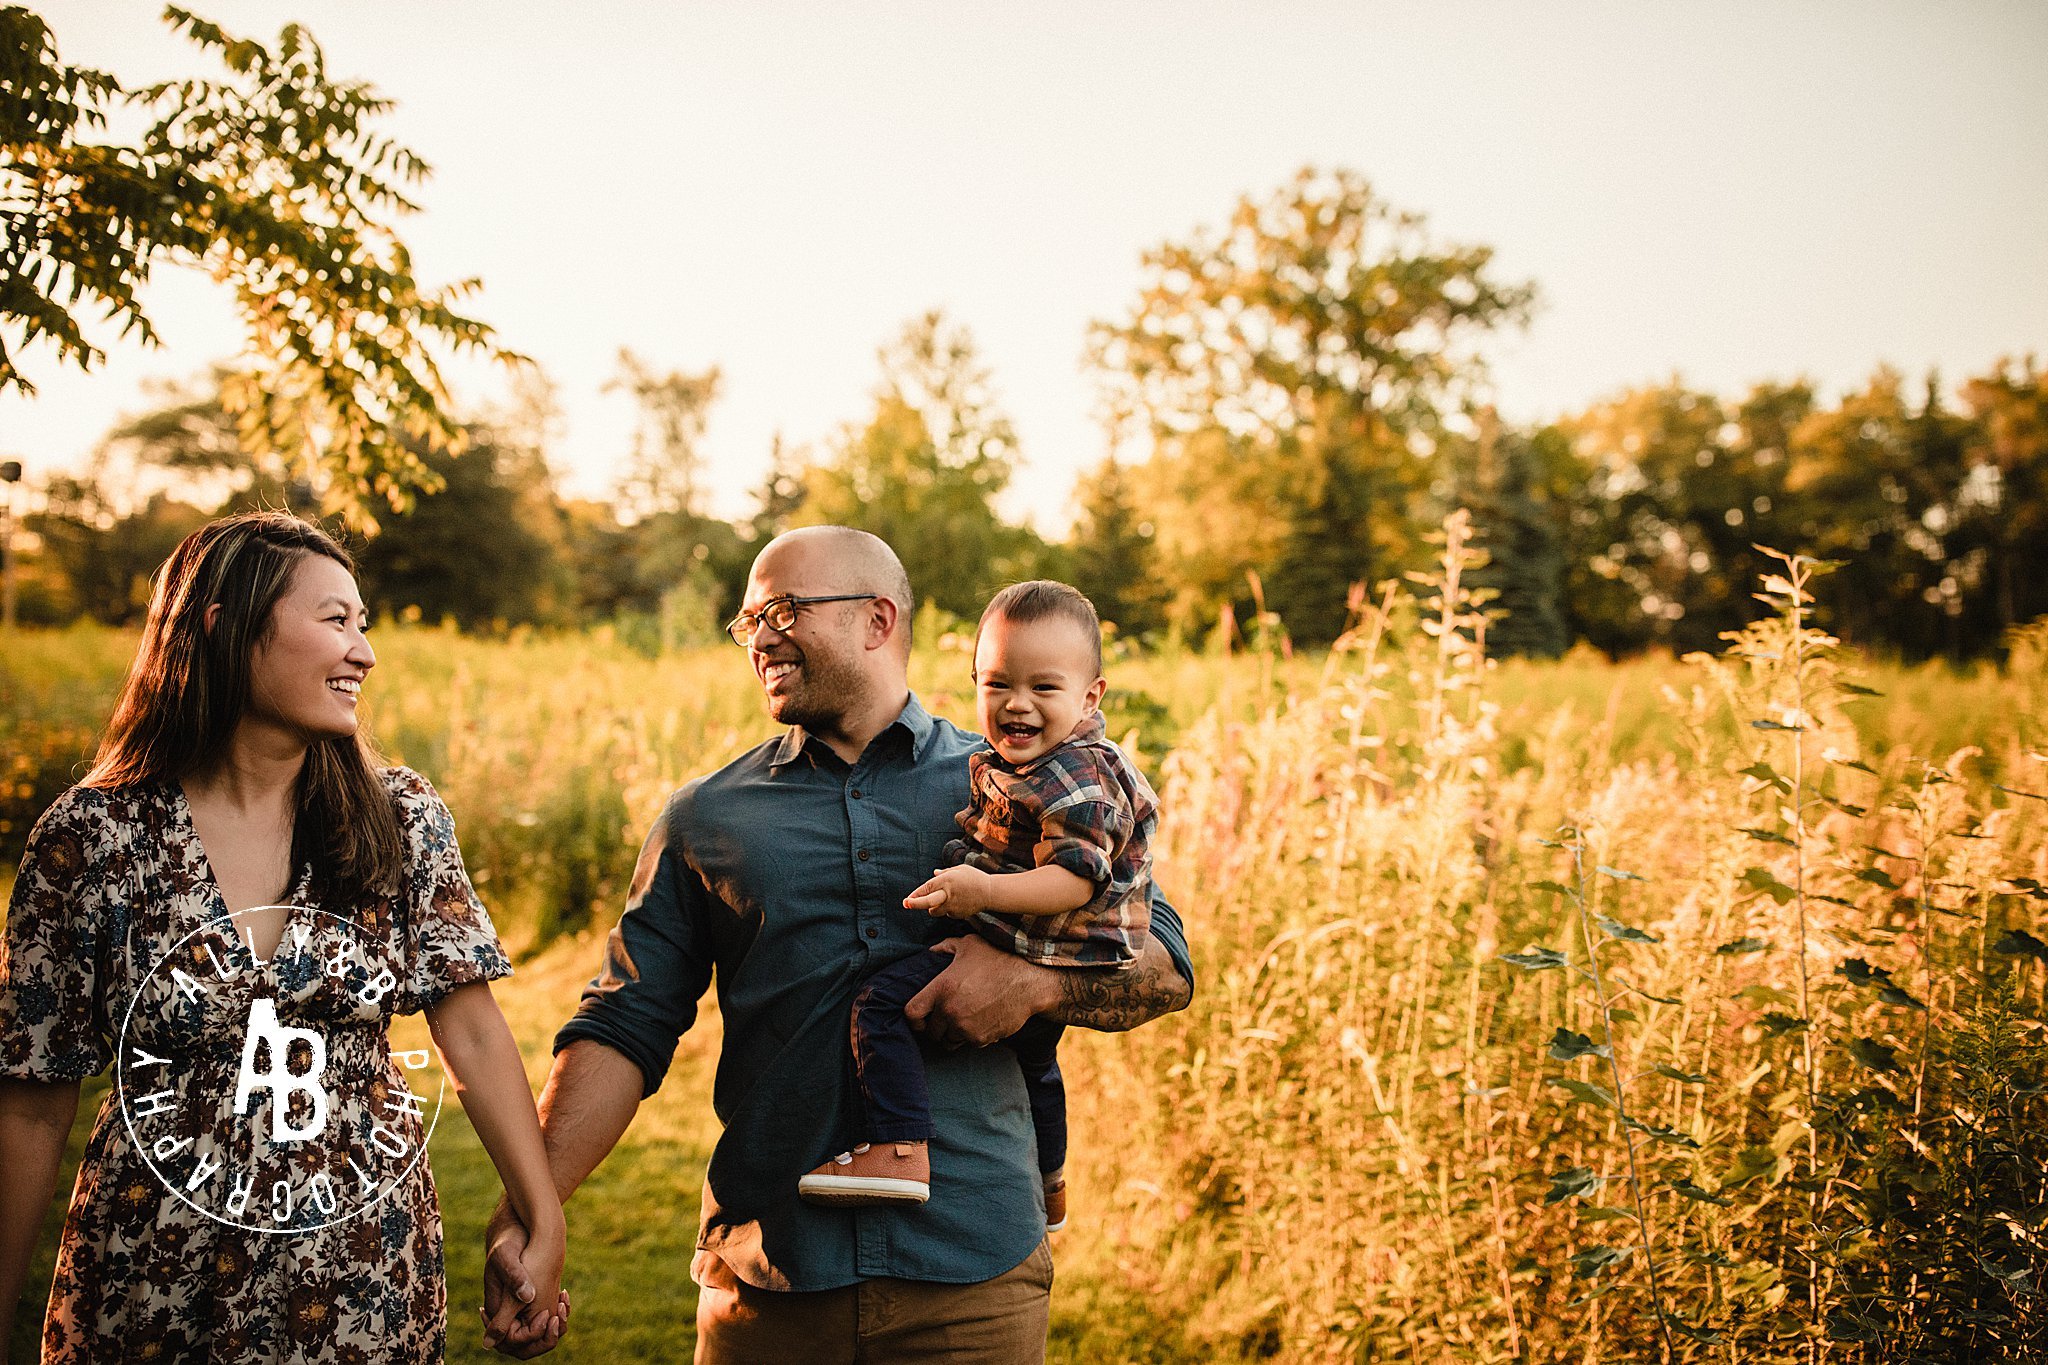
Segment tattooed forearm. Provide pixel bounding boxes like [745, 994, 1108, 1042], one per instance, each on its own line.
[1047, 936, 1192, 1032]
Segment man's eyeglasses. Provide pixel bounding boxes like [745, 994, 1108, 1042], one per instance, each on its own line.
[725, 594, 879, 647]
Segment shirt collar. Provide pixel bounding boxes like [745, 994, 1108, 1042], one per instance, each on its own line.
[768, 691, 936, 769]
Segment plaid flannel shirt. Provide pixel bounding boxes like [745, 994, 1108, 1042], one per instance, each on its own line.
[944, 711, 1158, 968]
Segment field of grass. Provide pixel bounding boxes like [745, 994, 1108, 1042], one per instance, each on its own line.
[5, 567, 2046, 1360]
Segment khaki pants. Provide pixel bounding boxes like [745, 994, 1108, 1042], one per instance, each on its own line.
[694, 1239, 1054, 1364]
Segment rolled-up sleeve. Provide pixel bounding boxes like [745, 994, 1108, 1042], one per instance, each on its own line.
[1033, 795, 1126, 886]
[1146, 882, 1194, 994]
[553, 792, 714, 1098]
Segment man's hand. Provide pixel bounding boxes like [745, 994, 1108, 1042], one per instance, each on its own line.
[903, 865, 993, 919]
[904, 935, 1059, 1047]
[481, 1201, 571, 1358]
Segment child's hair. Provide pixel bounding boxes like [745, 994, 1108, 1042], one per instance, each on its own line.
[978, 580, 1103, 676]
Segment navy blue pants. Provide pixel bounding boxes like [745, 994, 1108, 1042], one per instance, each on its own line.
[850, 947, 1068, 1176]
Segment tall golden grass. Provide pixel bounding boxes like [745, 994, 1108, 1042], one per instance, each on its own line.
[1056, 520, 2048, 1361]
[3, 534, 2044, 1361]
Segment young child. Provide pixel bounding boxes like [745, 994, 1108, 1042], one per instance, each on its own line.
[799, 580, 1158, 1231]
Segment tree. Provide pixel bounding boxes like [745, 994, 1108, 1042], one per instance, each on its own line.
[1067, 456, 1168, 639]
[792, 311, 1044, 618]
[1, 6, 518, 526]
[1452, 414, 1569, 658]
[1089, 167, 1536, 642]
[1781, 370, 1962, 657]
[350, 430, 574, 631]
[1545, 378, 1854, 655]
[1956, 356, 2048, 647]
[27, 473, 209, 624]
[606, 348, 722, 522]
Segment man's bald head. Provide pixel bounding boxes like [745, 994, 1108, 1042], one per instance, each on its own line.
[750, 526, 916, 654]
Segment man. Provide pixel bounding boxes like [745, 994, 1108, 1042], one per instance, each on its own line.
[481, 526, 1194, 1362]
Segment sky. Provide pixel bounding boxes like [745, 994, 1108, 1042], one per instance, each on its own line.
[9, 1, 2046, 531]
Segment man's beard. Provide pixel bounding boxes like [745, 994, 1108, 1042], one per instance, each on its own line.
[763, 644, 869, 732]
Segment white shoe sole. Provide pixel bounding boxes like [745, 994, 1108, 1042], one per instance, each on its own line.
[798, 1174, 930, 1206]
[1046, 1217, 1067, 1233]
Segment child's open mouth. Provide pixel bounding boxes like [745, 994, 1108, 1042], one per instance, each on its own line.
[1000, 723, 1040, 743]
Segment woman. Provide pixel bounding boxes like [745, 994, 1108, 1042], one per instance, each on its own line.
[0, 513, 568, 1361]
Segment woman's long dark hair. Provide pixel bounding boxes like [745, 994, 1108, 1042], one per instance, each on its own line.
[84, 512, 403, 906]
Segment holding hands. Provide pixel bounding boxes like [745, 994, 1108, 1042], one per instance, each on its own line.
[481, 1201, 571, 1357]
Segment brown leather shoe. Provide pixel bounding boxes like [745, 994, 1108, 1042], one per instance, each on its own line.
[1043, 1176, 1068, 1232]
[798, 1141, 931, 1206]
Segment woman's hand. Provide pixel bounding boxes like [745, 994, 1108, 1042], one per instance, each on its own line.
[428, 984, 570, 1354]
[481, 1199, 570, 1356]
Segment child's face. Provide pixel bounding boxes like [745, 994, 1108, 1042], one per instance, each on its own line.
[972, 612, 1108, 765]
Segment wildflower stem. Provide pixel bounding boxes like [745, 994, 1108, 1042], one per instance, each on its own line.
[1567, 831, 1676, 1362]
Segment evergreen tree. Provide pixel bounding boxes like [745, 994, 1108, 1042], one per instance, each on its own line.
[1068, 456, 1168, 638]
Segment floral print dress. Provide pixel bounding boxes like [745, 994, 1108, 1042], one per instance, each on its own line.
[0, 767, 512, 1364]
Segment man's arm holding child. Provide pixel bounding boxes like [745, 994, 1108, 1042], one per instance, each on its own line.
[905, 885, 1193, 1046]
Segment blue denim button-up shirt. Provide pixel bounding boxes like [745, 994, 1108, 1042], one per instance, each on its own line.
[554, 694, 1193, 1293]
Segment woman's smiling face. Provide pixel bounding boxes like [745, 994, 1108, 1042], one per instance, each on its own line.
[244, 554, 376, 742]
[972, 612, 1107, 765]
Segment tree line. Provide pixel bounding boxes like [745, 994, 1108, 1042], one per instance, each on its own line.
[15, 308, 2044, 664]
[6, 3, 2041, 660]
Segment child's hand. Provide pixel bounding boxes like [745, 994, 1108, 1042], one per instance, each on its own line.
[905, 865, 992, 918]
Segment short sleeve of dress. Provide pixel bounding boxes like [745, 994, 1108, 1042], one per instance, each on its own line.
[0, 788, 113, 1081]
[383, 768, 512, 1015]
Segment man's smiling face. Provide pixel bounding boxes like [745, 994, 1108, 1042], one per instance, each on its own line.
[739, 544, 870, 732]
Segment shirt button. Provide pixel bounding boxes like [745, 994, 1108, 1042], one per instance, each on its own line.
[857, 849, 871, 862]
[865, 927, 879, 939]
[850, 788, 862, 800]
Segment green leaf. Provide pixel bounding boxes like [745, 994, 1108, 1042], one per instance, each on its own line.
[1502, 946, 1569, 971]
[1992, 929, 2048, 962]
[1738, 761, 1792, 794]
[1671, 1319, 1726, 1345]
[1595, 865, 1645, 881]
[1544, 1165, 1602, 1203]
[1836, 682, 1883, 698]
[1759, 1011, 1809, 1036]
[1548, 1027, 1611, 1062]
[1723, 1145, 1782, 1187]
[1546, 1076, 1620, 1111]
[1877, 984, 1927, 1011]
[1739, 826, 1796, 846]
[1751, 718, 1805, 732]
[1568, 1245, 1632, 1279]
[1528, 879, 1575, 897]
[1846, 1036, 1902, 1073]
[1685, 1246, 1740, 1268]
[1739, 867, 1797, 904]
[1669, 1179, 1731, 1206]
[1856, 866, 1900, 890]
[1607, 1007, 1640, 1024]
[1624, 1117, 1702, 1148]
[1596, 915, 1659, 944]
[1826, 1310, 1886, 1343]
[1652, 1065, 1708, 1085]
[1836, 958, 1892, 988]
[1716, 936, 1773, 955]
